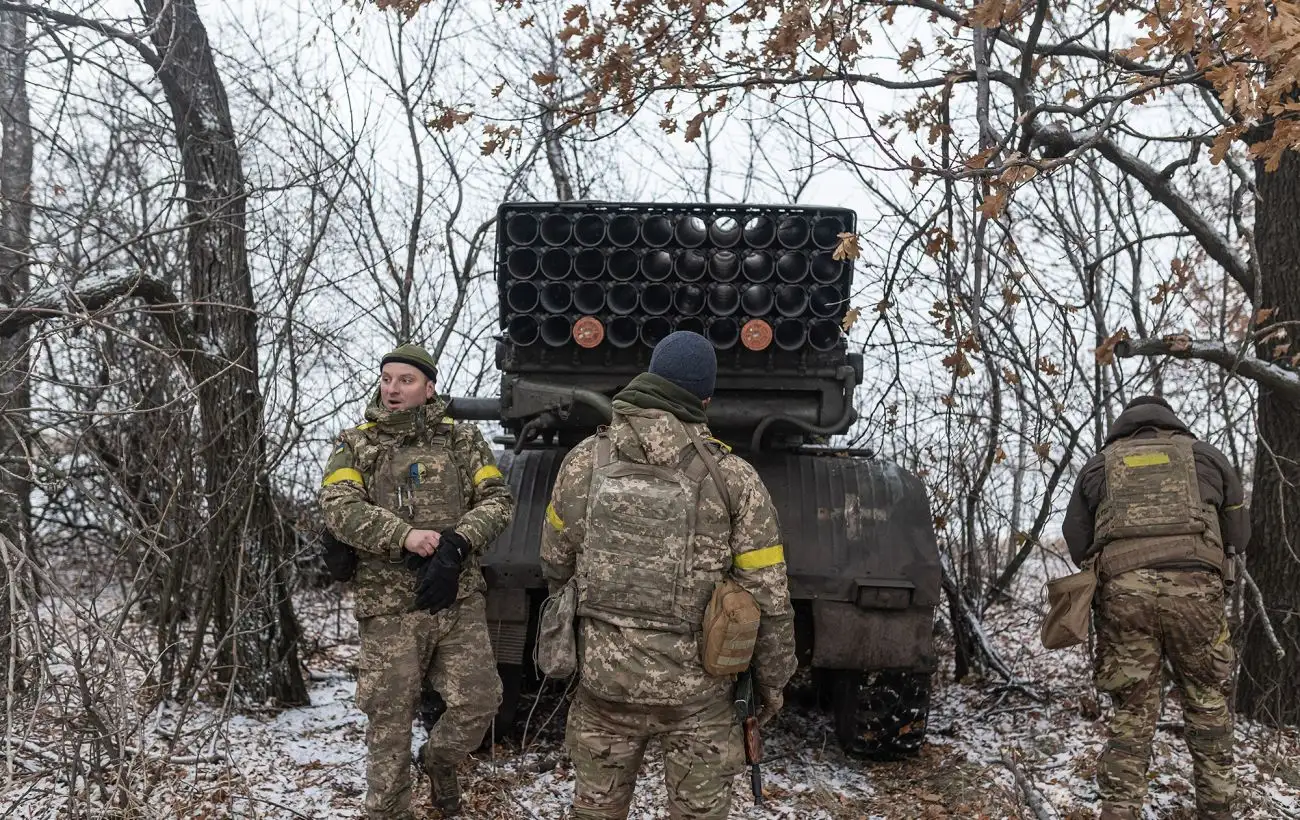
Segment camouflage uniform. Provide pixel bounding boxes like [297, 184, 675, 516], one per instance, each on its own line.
[541, 388, 797, 820]
[1094, 569, 1235, 820]
[320, 394, 513, 820]
[1063, 399, 1249, 820]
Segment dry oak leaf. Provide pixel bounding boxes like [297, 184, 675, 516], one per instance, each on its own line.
[532, 71, 558, 86]
[833, 232, 861, 261]
[842, 307, 862, 330]
[978, 188, 1009, 219]
[1094, 328, 1131, 365]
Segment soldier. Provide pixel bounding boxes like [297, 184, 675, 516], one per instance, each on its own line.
[541, 330, 797, 820]
[1064, 395, 1249, 820]
[319, 344, 513, 819]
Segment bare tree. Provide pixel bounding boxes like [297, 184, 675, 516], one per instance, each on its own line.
[0, 0, 31, 695]
[0, 0, 307, 705]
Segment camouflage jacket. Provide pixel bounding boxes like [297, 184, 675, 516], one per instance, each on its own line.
[540, 400, 797, 707]
[319, 394, 514, 618]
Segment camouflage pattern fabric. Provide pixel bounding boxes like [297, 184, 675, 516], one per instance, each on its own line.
[566, 689, 744, 820]
[1094, 568, 1235, 820]
[541, 400, 797, 708]
[355, 594, 503, 819]
[318, 393, 514, 618]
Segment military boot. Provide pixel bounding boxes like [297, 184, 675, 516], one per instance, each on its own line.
[427, 763, 461, 816]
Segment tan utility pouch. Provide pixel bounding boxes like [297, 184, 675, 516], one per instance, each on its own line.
[535, 578, 578, 678]
[1041, 560, 1098, 650]
[701, 579, 761, 676]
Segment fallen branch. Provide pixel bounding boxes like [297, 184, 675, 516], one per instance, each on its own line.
[1000, 751, 1057, 820]
[1240, 561, 1285, 660]
[940, 550, 1046, 701]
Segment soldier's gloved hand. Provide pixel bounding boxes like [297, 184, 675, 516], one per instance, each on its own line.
[755, 685, 784, 726]
[403, 551, 430, 573]
[321, 529, 358, 583]
[413, 530, 471, 614]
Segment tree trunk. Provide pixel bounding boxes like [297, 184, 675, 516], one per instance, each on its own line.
[141, 0, 306, 705]
[1237, 147, 1300, 723]
[0, 2, 32, 693]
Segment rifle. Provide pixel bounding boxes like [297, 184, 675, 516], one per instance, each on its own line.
[733, 670, 763, 806]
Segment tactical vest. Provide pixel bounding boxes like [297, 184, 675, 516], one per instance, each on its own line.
[575, 433, 728, 634]
[364, 416, 467, 532]
[1094, 430, 1225, 580]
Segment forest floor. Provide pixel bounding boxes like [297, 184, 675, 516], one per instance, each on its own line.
[4, 551, 1300, 819]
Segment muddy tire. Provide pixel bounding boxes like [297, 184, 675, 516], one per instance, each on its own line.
[830, 670, 932, 759]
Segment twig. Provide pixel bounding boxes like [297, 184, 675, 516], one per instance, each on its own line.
[1000, 751, 1057, 820]
[1240, 562, 1285, 660]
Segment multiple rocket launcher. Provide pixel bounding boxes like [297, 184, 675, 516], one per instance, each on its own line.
[497, 203, 857, 357]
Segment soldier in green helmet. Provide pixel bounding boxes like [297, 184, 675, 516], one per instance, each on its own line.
[319, 344, 514, 819]
[1064, 395, 1250, 820]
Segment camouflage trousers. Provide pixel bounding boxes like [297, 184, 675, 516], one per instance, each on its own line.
[566, 688, 745, 819]
[1094, 568, 1235, 820]
[356, 593, 503, 819]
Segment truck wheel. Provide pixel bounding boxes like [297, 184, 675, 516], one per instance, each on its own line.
[830, 670, 932, 759]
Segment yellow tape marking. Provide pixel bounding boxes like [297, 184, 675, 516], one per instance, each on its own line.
[323, 467, 364, 486]
[734, 544, 785, 570]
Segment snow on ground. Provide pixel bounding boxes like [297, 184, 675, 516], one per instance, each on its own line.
[5, 553, 1300, 818]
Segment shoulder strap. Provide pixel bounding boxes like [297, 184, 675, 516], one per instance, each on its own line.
[594, 432, 614, 469]
[685, 426, 733, 515]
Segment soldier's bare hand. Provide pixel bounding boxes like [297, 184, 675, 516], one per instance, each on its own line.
[405, 528, 440, 557]
[422, 530, 442, 553]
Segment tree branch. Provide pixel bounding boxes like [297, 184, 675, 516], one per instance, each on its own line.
[1035, 128, 1254, 295]
[0, 2, 161, 70]
[1115, 337, 1299, 401]
[0, 273, 206, 371]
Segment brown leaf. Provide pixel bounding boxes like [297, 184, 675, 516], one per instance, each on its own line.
[942, 350, 975, 377]
[1256, 307, 1277, 324]
[1094, 328, 1131, 364]
[1033, 441, 1051, 461]
[532, 71, 558, 86]
[833, 232, 861, 261]
[842, 307, 862, 330]
[999, 163, 1039, 185]
[978, 188, 1009, 219]
[964, 146, 997, 170]
[684, 112, 707, 142]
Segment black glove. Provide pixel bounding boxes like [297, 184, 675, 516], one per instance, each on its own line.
[413, 530, 471, 614]
[403, 550, 430, 573]
[321, 529, 358, 582]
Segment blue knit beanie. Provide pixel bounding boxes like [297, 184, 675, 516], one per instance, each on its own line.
[649, 331, 717, 400]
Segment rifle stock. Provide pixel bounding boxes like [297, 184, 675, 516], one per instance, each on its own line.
[735, 671, 763, 806]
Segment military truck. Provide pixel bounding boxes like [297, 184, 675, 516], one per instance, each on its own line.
[446, 202, 940, 757]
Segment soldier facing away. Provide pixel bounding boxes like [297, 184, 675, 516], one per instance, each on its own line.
[318, 344, 514, 819]
[541, 330, 798, 820]
[1064, 395, 1249, 820]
